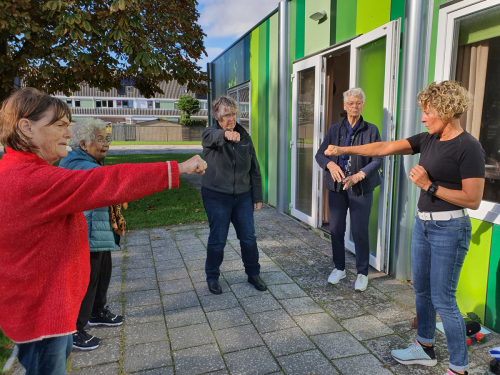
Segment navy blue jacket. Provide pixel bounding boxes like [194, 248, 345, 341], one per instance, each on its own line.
[316, 116, 383, 196]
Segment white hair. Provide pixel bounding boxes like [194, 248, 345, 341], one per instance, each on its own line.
[69, 117, 107, 148]
[343, 88, 366, 103]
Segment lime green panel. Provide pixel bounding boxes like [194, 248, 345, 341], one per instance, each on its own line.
[296, 0, 305, 59]
[258, 21, 269, 202]
[356, 0, 391, 35]
[428, 0, 448, 83]
[336, 0, 357, 43]
[356, 37, 386, 255]
[485, 224, 500, 333]
[160, 102, 174, 109]
[250, 27, 259, 159]
[458, 7, 500, 46]
[304, 0, 331, 56]
[268, 14, 279, 206]
[80, 99, 94, 108]
[457, 218, 493, 323]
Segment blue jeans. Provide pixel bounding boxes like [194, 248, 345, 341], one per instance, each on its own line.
[17, 334, 73, 375]
[411, 216, 471, 372]
[202, 187, 260, 281]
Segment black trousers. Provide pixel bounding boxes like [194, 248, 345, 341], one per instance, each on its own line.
[328, 189, 373, 276]
[76, 251, 112, 330]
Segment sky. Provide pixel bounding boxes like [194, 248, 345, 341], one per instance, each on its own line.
[196, 0, 280, 70]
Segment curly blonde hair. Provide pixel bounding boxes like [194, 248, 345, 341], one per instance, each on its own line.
[212, 96, 240, 121]
[417, 81, 472, 120]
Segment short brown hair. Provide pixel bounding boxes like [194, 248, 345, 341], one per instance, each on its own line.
[0, 87, 72, 153]
[417, 81, 472, 120]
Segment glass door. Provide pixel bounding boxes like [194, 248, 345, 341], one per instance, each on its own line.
[344, 19, 401, 272]
[290, 56, 321, 226]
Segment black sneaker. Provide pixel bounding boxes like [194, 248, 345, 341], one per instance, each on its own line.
[73, 329, 100, 350]
[88, 306, 123, 327]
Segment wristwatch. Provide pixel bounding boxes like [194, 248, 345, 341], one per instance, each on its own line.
[427, 182, 438, 196]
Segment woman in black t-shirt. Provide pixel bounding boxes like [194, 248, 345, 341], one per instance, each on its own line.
[325, 81, 485, 375]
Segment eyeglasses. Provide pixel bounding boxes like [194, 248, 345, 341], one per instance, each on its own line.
[346, 102, 364, 107]
[221, 113, 237, 119]
[96, 138, 112, 145]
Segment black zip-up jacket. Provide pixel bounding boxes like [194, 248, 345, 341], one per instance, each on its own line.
[201, 122, 263, 203]
[316, 116, 383, 196]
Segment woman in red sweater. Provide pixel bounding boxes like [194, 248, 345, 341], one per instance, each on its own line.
[0, 88, 206, 375]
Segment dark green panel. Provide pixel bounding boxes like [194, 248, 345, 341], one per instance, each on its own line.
[330, 0, 338, 46]
[336, 0, 357, 43]
[485, 224, 500, 333]
[244, 34, 251, 82]
[390, 0, 405, 22]
[296, 0, 305, 59]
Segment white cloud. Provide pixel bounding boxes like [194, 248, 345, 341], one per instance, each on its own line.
[199, 0, 280, 39]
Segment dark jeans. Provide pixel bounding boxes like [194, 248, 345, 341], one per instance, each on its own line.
[202, 187, 260, 281]
[76, 251, 112, 330]
[328, 189, 373, 276]
[18, 335, 72, 375]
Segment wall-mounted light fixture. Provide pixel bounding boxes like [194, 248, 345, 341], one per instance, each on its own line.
[309, 10, 326, 22]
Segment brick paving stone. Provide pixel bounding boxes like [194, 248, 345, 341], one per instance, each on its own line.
[249, 308, 297, 334]
[152, 250, 182, 262]
[70, 362, 119, 374]
[268, 284, 307, 299]
[158, 278, 193, 295]
[221, 270, 247, 285]
[323, 299, 367, 319]
[280, 297, 323, 316]
[206, 307, 251, 330]
[231, 282, 270, 299]
[334, 271, 358, 291]
[122, 341, 171, 373]
[387, 289, 417, 312]
[169, 323, 215, 350]
[294, 313, 343, 335]
[341, 315, 394, 340]
[312, 331, 369, 359]
[132, 367, 175, 375]
[224, 250, 242, 260]
[150, 239, 176, 249]
[333, 354, 393, 375]
[261, 327, 315, 357]
[224, 346, 280, 375]
[278, 349, 339, 375]
[87, 325, 122, 339]
[173, 344, 225, 375]
[126, 257, 155, 269]
[292, 274, 328, 289]
[184, 258, 205, 271]
[162, 290, 199, 311]
[261, 246, 292, 256]
[181, 250, 206, 261]
[259, 261, 282, 273]
[369, 275, 412, 292]
[391, 363, 446, 375]
[125, 289, 161, 308]
[124, 304, 164, 325]
[364, 335, 410, 365]
[214, 324, 264, 353]
[126, 237, 151, 246]
[199, 292, 239, 312]
[349, 286, 391, 307]
[106, 288, 122, 303]
[174, 232, 199, 241]
[219, 259, 245, 272]
[365, 301, 416, 324]
[127, 251, 153, 262]
[281, 263, 313, 277]
[164, 306, 207, 328]
[239, 294, 282, 314]
[123, 277, 158, 292]
[178, 243, 207, 254]
[387, 319, 414, 335]
[124, 321, 168, 345]
[306, 284, 345, 303]
[156, 266, 189, 281]
[154, 258, 185, 270]
[125, 267, 156, 280]
[259, 271, 294, 285]
[71, 337, 120, 368]
[188, 269, 207, 282]
[273, 255, 303, 266]
[194, 279, 230, 296]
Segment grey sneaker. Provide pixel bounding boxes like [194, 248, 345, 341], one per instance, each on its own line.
[391, 341, 437, 366]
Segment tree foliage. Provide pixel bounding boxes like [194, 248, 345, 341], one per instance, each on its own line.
[0, 0, 208, 101]
[176, 95, 200, 117]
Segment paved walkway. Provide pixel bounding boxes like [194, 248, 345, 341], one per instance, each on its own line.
[11, 205, 499, 374]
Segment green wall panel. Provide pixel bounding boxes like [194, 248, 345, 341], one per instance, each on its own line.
[268, 14, 279, 206]
[336, 0, 357, 43]
[330, 0, 338, 45]
[160, 101, 174, 110]
[80, 99, 93, 108]
[485, 224, 500, 333]
[296, 0, 306, 59]
[457, 218, 493, 323]
[428, 0, 448, 83]
[356, 0, 391, 35]
[304, 0, 331, 56]
[257, 21, 269, 202]
[390, 0, 405, 22]
[250, 28, 260, 161]
[288, 0, 298, 208]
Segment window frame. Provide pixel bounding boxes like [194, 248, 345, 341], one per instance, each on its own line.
[227, 81, 251, 135]
[435, 0, 500, 224]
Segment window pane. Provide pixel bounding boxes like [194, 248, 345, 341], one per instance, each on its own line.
[108, 100, 113, 108]
[155, 101, 160, 109]
[74, 101, 80, 107]
[96, 100, 101, 108]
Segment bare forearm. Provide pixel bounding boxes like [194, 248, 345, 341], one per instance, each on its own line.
[433, 185, 483, 210]
[330, 139, 413, 157]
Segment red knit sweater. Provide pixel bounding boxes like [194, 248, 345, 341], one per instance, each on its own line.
[0, 149, 179, 343]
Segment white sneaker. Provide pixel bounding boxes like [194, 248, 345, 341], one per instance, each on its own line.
[328, 269, 346, 284]
[354, 274, 368, 291]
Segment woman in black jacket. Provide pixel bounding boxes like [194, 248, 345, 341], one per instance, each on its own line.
[201, 96, 266, 295]
[315, 88, 382, 292]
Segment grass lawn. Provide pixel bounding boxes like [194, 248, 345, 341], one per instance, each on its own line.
[0, 329, 13, 373]
[110, 141, 201, 146]
[105, 153, 207, 229]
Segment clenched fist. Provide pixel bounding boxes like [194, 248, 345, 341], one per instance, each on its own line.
[225, 131, 240, 143]
[178, 155, 207, 175]
[325, 145, 343, 157]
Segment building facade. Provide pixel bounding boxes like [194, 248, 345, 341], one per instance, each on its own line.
[55, 80, 208, 124]
[208, 0, 500, 333]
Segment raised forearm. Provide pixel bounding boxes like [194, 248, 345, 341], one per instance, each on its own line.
[432, 183, 484, 210]
[327, 139, 413, 157]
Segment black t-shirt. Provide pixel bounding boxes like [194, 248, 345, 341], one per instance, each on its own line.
[407, 131, 485, 212]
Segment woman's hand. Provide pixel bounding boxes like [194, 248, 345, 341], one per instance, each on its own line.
[343, 173, 363, 190]
[325, 145, 343, 156]
[178, 155, 207, 175]
[225, 131, 240, 143]
[254, 202, 262, 211]
[327, 161, 345, 183]
[409, 164, 431, 190]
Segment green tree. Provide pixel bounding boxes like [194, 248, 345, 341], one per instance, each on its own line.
[177, 95, 205, 126]
[0, 0, 208, 102]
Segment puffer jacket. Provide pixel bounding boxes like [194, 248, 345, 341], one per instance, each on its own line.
[59, 148, 116, 252]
